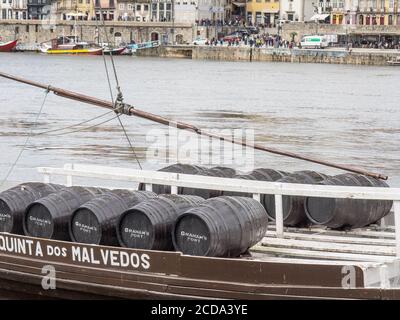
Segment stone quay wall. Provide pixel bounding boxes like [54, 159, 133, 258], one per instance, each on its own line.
[137, 45, 400, 66]
[0, 19, 196, 49]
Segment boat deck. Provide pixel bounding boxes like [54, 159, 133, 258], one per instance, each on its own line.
[0, 163, 399, 299]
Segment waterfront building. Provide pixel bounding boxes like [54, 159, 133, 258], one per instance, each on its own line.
[279, 0, 303, 21]
[27, 0, 51, 19]
[117, 0, 134, 20]
[150, 0, 168, 22]
[224, 0, 246, 24]
[55, 0, 93, 20]
[94, 0, 116, 20]
[174, 0, 196, 23]
[327, 0, 400, 26]
[197, 0, 225, 23]
[1, 0, 12, 19]
[246, 0, 279, 26]
[12, 0, 28, 19]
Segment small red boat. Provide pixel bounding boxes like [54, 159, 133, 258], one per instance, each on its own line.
[0, 40, 18, 52]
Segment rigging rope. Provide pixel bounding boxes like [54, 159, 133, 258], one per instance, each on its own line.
[36, 113, 120, 137]
[93, 4, 143, 170]
[0, 88, 49, 187]
[32, 108, 118, 136]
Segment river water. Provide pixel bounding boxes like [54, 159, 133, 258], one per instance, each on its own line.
[0, 52, 399, 187]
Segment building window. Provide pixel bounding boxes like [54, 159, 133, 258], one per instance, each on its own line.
[136, 4, 141, 10]
[359, 14, 363, 24]
[119, 3, 124, 9]
[127, 3, 133, 10]
[388, 15, 393, 24]
[379, 15, 384, 24]
[144, 4, 149, 10]
[288, 13, 294, 21]
[380, 0, 384, 8]
[255, 11, 262, 23]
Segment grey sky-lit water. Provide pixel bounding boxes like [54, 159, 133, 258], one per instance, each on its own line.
[0, 52, 399, 187]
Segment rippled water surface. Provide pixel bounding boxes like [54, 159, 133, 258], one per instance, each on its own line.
[0, 52, 399, 186]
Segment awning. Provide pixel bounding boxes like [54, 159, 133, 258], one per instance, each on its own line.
[232, 2, 246, 7]
[309, 14, 330, 21]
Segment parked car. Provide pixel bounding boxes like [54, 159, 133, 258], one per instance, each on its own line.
[192, 38, 209, 45]
[223, 32, 242, 43]
[246, 26, 259, 34]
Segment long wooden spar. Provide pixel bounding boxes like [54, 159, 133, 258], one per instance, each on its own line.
[0, 71, 388, 180]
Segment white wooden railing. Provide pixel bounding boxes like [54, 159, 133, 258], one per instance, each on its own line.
[38, 163, 400, 256]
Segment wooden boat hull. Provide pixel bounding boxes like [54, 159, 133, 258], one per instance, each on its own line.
[1, 232, 400, 300]
[0, 40, 18, 52]
[104, 47, 126, 55]
[41, 48, 103, 55]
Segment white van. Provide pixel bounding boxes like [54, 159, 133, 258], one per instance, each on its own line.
[300, 35, 329, 49]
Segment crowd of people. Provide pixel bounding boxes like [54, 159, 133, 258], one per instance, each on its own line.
[350, 40, 400, 50]
[205, 33, 295, 49]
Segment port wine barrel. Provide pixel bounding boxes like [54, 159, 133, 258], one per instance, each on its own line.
[305, 173, 393, 229]
[23, 186, 107, 240]
[192, 166, 238, 199]
[263, 171, 330, 227]
[69, 190, 157, 245]
[223, 168, 287, 197]
[117, 194, 204, 250]
[172, 196, 268, 257]
[138, 163, 208, 195]
[139, 164, 236, 199]
[0, 182, 63, 234]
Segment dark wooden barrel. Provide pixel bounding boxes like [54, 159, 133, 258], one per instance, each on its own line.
[69, 190, 157, 245]
[188, 166, 238, 199]
[207, 166, 236, 178]
[305, 173, 393, 229]
[138, 163, 208, 195]
[139, 164, 236, 199]
[172, 196, 268, 257]
[117, 194, 204, 250]
[23, 186, 107, 240]
[223, 168, 288, 197]
[263, 171, 330, 227]
[0, 182, 63, 235]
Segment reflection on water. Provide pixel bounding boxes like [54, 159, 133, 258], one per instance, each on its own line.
[0, 52, 399, 186]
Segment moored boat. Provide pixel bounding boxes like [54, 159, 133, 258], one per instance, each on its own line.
[40, 37, 103, 55]
[103, 47, 127, 56]
[0, 40, 18, 52]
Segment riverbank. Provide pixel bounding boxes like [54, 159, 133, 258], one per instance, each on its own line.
[136, 45, 400, 66]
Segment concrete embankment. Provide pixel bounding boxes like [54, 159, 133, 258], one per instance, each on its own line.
[136, 45, 400, 66]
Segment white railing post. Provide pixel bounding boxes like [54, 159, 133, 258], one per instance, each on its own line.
[66, 175, 73, 187]
[145, 183, 153, 192]
[252, 193, 261, 202]
[380, 265, 390, 289]
[394, 201, 400, 257]
[274, 194, 284, 238]
[171, 185, 178, 194]
[43, 173, 50, 183]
